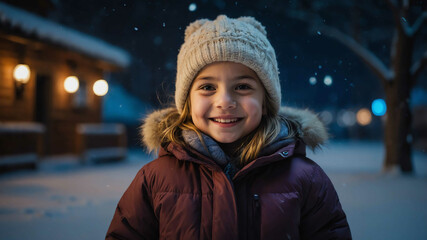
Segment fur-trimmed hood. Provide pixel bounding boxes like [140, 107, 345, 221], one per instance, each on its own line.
[140, 107, 328, 152]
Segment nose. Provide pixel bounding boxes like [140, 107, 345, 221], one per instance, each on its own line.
[215, 90, 236, 109]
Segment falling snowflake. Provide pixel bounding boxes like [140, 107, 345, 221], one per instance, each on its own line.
[324, 75, 333, 86]
[188, 3, 197, 11]
[309, 77, 317, 85]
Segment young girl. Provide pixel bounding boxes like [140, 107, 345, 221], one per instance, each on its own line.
[106, 15, 351, 240]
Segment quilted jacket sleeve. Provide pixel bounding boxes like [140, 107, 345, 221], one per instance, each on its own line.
[299, 163, 352, 240]
[106, 168, 158, 240]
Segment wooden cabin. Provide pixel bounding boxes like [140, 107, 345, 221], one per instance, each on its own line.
[0, 2, 131, 170]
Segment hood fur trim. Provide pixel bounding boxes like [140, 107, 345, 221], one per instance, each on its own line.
[140, 108, 176, 152]
[140, 107, 328, 152]
[279, 107, 328, 151]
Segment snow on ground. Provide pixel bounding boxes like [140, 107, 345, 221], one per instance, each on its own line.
[0, 141, 426, 240]
[308, 141, 427, 240]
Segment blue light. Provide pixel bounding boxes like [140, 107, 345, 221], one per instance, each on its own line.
[371, 99, 387, 116]
[188, 3, 197, 11]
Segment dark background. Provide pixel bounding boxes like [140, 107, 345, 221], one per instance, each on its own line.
[4, 0, 427, 141]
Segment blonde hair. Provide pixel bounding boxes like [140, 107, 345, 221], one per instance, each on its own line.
[158, 92, 297, 166]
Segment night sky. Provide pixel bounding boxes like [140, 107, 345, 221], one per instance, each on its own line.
[5, 0, 427, 119]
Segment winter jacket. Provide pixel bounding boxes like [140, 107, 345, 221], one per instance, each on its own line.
[106, 107, 352, 240]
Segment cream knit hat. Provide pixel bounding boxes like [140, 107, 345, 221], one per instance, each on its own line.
[175, 15, 281, 114]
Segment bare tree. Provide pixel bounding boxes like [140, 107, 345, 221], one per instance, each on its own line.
[284, 0, 426, 172]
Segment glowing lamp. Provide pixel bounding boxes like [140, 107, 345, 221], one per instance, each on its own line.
[13, 64, 31, 99]
[13, 64, 31, 84]
[93, 79, 109, 96]
[356, 108, 372, 126]
[64, 76, 79, 93]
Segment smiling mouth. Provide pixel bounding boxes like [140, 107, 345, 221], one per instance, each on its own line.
[210, 118, 242, 123]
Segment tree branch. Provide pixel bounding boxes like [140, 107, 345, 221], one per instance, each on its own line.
[402, 0, 410, 12]
[411, 50, 427, 85]
[409, 11, 427, 36]
[386, 0, 401, 26]
[385, 0, 411, 36]
[318, 25, 393, 86]
[286, 8, 393, 85]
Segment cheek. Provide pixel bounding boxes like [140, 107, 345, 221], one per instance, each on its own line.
[243, 97, 264, 120]
[190, 95, 209, 119]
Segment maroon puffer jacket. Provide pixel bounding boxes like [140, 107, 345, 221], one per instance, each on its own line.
[106, 138, 351, 240]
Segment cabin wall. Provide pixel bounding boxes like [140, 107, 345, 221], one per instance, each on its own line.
[0, 34, 108, 155]
[0, 37, 36, 121]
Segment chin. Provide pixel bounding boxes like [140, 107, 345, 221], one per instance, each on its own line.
[213, 136, 239, 144]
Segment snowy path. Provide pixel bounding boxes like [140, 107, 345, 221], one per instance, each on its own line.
[0, 141, 426, 240]
[308, 141, 427, 240]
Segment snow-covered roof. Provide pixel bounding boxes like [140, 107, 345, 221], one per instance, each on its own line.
[0, 2, 131, 68]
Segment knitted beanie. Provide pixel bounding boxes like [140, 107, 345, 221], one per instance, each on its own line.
[175, 15, 281, 114]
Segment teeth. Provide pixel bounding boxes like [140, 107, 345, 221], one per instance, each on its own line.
[213, 118, 238, 123]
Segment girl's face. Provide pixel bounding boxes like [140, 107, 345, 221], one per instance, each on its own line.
[189, 61, 265, 143]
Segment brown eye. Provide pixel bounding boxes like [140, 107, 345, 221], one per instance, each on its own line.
[236, 84, 252, 90]
[200, 84, 215, 91]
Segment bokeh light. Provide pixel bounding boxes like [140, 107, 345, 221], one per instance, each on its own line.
[319, 110, 333, 125]
[324, 75, 333, 86]
[188, 3, 197, 11]
[93, 79, 109, 96]
[356, 108, 372, 126]
[309, 77, 317, 85]
[64, 76, 79, 93]
[371, 99, 387, 116]
[337, 110, 356, 127]
[13, 64, 31, 83]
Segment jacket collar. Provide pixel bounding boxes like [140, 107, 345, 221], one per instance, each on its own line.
[180, 119, 292, 169]
[233, 139, 306, 181]
[159, 137, 307, 181]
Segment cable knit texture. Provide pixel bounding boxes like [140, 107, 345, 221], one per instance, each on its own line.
[176, 15, 281, 114]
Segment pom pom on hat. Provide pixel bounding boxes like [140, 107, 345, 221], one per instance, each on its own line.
[176, 15, 281, 114]
[184, 19, 208, 41]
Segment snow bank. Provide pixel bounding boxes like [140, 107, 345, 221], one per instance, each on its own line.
[76, 123, 125, 135]
[0, 122, 45, 133]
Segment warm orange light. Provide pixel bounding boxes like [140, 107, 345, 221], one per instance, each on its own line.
[357, 108, 372, 126]
[13, 64, 31, 84]
[93, 79, 108, 96]
[64, 76, 79, 93]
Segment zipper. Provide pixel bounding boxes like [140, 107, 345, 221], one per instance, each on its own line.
[250, 193, 261, 240]
[253, 194, 260, 211]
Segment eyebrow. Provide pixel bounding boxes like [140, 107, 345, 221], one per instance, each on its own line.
[195, 75, 258, 81]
